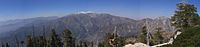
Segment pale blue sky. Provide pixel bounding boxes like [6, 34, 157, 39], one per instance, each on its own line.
[0, 0, 199, 21]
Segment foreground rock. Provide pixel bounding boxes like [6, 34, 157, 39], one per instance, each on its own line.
[123, 43, 150, 47]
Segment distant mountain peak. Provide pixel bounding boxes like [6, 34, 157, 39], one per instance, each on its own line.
[78, 11, 95, 14]
[70, 11, 113, 18]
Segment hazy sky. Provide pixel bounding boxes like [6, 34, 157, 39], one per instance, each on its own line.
[0, 0, 199, 21]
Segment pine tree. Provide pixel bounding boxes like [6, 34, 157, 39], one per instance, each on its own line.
[26, 35, 33, 47]
[150, 27, 164, 45]
[49, 29, 62, 47]
[98, 43, 105, 47]
[62, 29, 75, 47]
[83, 42, 88, 47]
[138, 26, 147, 43]
[91, 42, 94, 47]
[1, 42, 5, 47]
[165, 1, 200, 47]
[103, 33, 113, 47]
[38, 36, 46, 47]
[15, 36, 20, 47]
[5, 43, 9, 47]
[171, 2, 199, 29]
[41, 26, 48, 47]
[20, 41, 24, 47]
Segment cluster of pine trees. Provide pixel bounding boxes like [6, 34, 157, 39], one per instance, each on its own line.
[9, 29, 75, 47]
[0, 28, 76, 47]
[25, 29, 75, 47]
[164, 1, 200, 47]
[1, 28, 126, 47]
[138, 26, 164, 46]
[1, 42, 10, 47]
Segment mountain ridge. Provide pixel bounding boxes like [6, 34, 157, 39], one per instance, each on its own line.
[0, 13, 174, 47]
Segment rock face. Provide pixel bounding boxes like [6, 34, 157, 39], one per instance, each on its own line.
[0, 13, 175, 46]
[123, 43, 150, 47]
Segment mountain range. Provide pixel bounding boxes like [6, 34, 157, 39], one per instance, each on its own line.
[0, 13, 175, 46]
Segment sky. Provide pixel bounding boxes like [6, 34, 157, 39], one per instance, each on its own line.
[0, 0, 199, 21]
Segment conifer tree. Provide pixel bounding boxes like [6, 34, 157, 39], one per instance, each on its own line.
[15, 36, 20, 47]
[62, 29, 74, 47]
[139, 26, 147, 43]
[26, 35, 33, 47]
[20, 41, 24, 47]
[165, 1, 200, 47]
[83, 42, 88, 47]
[171, 2, 199, 29]
[37, 36, 46, 47]
[103, 33, 113, 47]
[150, 27, 164, 45]
[5, 43, 9, 47]
[49, 29, 62, 47]
[41, 26, 47, 47]
[1, 42, 5, 47]
[91, 42, 94, 47]
[98, 43, 104, 47]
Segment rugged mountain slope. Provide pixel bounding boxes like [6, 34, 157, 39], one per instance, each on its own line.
[0, 13, 175, 46]
[57, 13, 139, 41]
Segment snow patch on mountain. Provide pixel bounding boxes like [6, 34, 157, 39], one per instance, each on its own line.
[78, 11, 95, 14]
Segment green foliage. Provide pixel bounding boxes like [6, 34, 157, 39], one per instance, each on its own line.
[0, 42, 10, 47]
[26, 35, 33, 47]
[83, 42, 88, 47]
[49, 29, 62, 47]
[167, 2, 200, 47]
[101, 33, 113, 47]
[24, 28, 78, 47]
[5, 43, 9, 47]
[150, 31, 164, 45]
[149, 27, 164, 45]
[115, 37, 126, 47]
[37, 36, 47, 47]
[138, 26, 147, 43]
[171, 2, 199, 28]
[166, 27, 200, 47]
[77, 41, 88, 47]
[62, 29, 75, 47]
[26, 35, 48, 47]
[98, 43, 104, 47]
